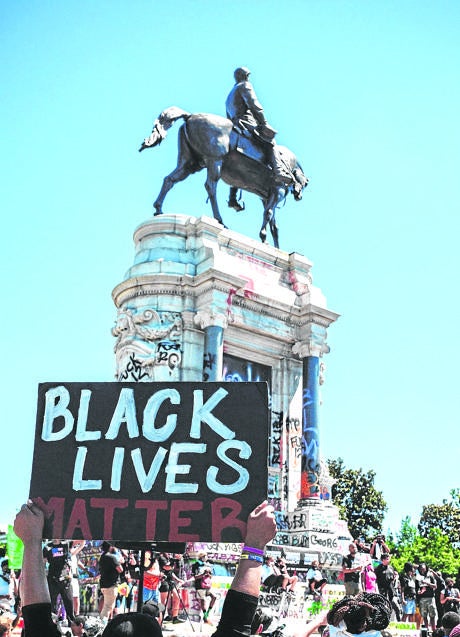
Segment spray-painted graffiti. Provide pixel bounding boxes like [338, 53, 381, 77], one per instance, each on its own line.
[268, 473, 280, 499]
[301, 373, 320, 498]
[119, 353, 150, 382]
[113, 310, 182, 381]
[273, 532, 310, 548]
[270, 410, 283, 467]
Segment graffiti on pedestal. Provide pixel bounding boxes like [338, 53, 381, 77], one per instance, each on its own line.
[112, 309, 182, 381]
[301, 385, 320, 498]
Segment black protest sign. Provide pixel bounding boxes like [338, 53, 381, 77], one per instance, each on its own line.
[30, 382, 269, 542]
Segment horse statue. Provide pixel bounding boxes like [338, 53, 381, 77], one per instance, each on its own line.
[139, 106, 309, 249]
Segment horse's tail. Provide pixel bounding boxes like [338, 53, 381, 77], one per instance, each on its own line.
[139, 106, 191, 152]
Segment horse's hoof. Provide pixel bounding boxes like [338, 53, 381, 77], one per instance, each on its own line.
[153, 208, 163, 216]
[228, 199, 245, 212]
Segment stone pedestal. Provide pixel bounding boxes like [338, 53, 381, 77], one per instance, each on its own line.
[112, 214, 348, 562]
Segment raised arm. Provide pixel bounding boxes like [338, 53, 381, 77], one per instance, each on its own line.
[14, 501, 49, 606]
[212, 501, 276, 637]
[230, 501, 276, 596]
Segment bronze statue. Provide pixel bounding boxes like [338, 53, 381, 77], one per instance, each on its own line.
[139, 74, 308, 250]
[225, 66, 294, 212]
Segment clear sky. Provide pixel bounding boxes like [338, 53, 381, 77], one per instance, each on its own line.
[1, 1, 459, 537]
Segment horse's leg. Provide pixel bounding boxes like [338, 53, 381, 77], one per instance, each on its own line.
[260, 201, 271, 244]
[153, 126, 199, 215]
[153, 162, 196, 215]
[204, 160, 226, 227]
[260, 187, 284, 248]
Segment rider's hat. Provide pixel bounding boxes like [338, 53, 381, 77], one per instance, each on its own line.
[234, 66, 251, 81]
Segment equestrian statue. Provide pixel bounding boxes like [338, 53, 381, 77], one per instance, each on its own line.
[139, 67, 309, 249]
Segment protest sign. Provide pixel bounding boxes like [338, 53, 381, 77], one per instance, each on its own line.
[30, 382, 269, 542]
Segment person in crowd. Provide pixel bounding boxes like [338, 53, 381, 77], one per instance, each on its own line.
[69, 541, 85, 616]
[326, 592, 391, 636]
[14, 498, 276, 637]
[354, 537, 371, 554]
[0, 614, 12, 637]
[400, 562, 417, 622]
[0, 557, 17, 614]
[361, 562, 378, 594]
[441, 578, 460, 614]
[42, 538, 75, 622]
[416, 562, 438, 633]
[375, 553, 401, 619]
[192, 550, 217, 624]
[142, 550, 162, 606]
[306, 560, 327, 600]
[369, 535, 391, 564]
[261, 556, 284, 592]
[441, 611, 460, 635]
[98, 541, 124, 621]
[275, 557, 298, 593]
[158, 552, 185, 624]
[433, 569, 446, 627]
[342, 543, 362, 596]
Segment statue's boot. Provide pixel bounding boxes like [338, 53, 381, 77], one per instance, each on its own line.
[228, 187, 245, 212]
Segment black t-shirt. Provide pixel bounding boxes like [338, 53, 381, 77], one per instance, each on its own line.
[417, 572, 436, 599]
[342, 554, 359, 583]
[99, 551, 121, 588]
[43, 542, 71, 580]
[375, 564, 396, 596]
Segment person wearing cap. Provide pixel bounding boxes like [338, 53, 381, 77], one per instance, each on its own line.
[14, 499, 276, 637]
[192, 550, 217, 623]
[225, 66, 294, 211]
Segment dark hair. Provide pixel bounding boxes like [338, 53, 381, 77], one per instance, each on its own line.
[102, 612, 162, 637]
[441, 611, 460, 632]
[327, 593, 391, 634]
[251, 607, 275, 635]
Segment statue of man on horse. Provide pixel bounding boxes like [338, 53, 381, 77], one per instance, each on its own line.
[139, 67, 308, 249]
[225, 66, 295, 212]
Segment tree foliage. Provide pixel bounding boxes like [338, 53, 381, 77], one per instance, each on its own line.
[391, 517, 460, 575]
[418, 489, 460, 546]
[327, 457, 387, 541]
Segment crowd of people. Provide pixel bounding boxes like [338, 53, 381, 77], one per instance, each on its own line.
[341, 536, 460, 635]
[1, 505, 460, 637]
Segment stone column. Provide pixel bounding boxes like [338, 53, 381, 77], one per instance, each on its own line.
[194, 310, 228, 381]
[293, 324, 330, 504]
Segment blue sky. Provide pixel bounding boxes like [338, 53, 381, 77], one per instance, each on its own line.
[1, 1, 459, 537]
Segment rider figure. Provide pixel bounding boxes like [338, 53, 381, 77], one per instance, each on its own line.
[225, 66, 294, 211]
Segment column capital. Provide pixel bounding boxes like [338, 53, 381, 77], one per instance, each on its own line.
[194, 309, 228, 330]
[292, 323, 330, 358]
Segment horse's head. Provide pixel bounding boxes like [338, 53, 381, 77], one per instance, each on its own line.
[291, 164, 309, 201]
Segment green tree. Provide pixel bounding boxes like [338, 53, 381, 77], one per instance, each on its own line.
[391, 521, 460, 575]
[418, 489, 460, 546]
[327, 457, 387, 541]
